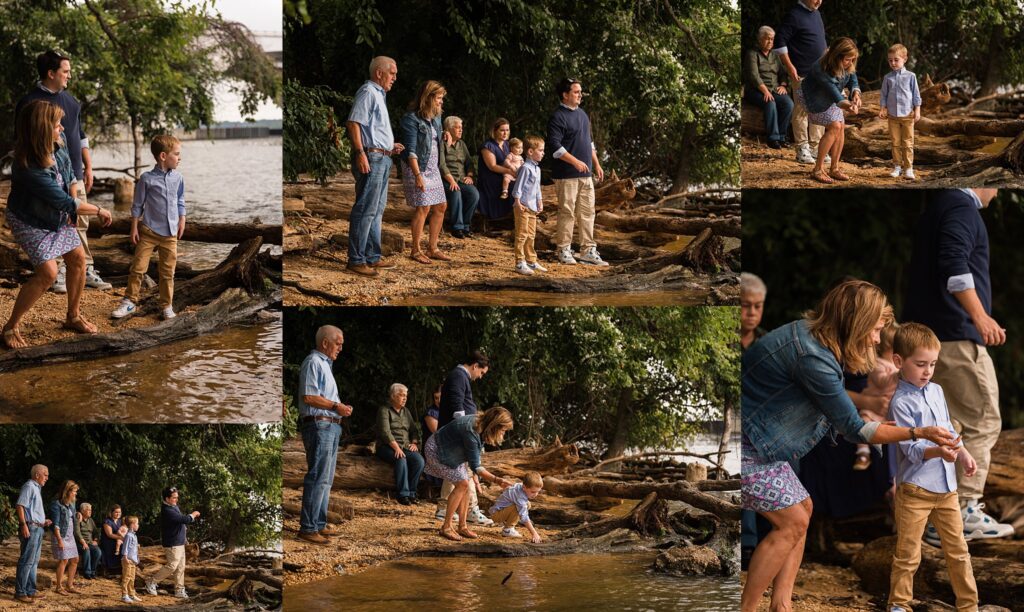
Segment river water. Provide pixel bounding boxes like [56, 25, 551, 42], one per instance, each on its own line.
[284, 552, 738, 611]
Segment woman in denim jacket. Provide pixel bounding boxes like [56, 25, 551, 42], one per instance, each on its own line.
[2, 100, 111, 349]
[48, 480, 81, 595]
[798, 37, 862, 185]
[423, 407, 515, 541]
[740, 280, 959, 612]
[399, 80, 450, 265]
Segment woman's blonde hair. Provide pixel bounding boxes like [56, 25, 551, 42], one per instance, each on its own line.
[14, 100, 63, 170]
[58, 480, 79, 505]
[820, 37, 859, 77]
[408, 80, 446, 119]
[804, 279, 893, 375]
[475, 406, 513, 446]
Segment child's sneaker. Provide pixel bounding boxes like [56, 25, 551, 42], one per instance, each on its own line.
[556, 247, 577, 265]
[501, 526, 522, 538]
[145, 581, 158, 596]
[579, 247, 609, 267]
[174, 588, 189, 599]
[904, 168, 916, 180]
[51, 263, 67, 294]
[122, 595, 133, 604]
[162, 306, 176, 320]
[962, 500, 1014, 540]
[528, 261, 548, 273]
[515, 261, 534, 276]
[889, 165, 902, 178]
[467, 507, 494, 526]
[111, 299, 136, 319]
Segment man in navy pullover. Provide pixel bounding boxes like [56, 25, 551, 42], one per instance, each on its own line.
[146, 487, 200, 599]
[15, 50, 111, 292]
[547, 78, 607, 266]
[903, 188, 1014, 543]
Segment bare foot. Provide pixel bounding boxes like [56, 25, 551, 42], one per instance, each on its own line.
[2, 327, 27, 349]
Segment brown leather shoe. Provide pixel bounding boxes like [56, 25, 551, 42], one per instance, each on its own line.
[369, 259, 396, 270]
[319, 523, 340, 536]
[29, 592, 45, 599]
[14, 594, 33, 603]
[297, 531, 330, 545]
[345, 263, 379, 277]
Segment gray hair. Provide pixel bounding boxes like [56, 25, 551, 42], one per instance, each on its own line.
[79, 502, 92, 513]
[443, 116, 463, 133]
[369, 56, 396, 78]
[757, 26, 775, 41]
[389, 383, 408, 399]
[315, 325, 343, 347]
[30, 464, 48, 478]
[740, 272, 767, 297]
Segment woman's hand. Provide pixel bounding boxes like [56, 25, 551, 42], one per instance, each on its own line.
[919, 425, 958, 447]
[97, 207, 113, 227]
[415, 174, 425, 192]
[775, 85, 788, 95]
[446, 176, 459, 192]
[393, 447, 406, 459]
[409, 443, 418, 453]
[463, 176, 474, 185]
[442, 131, 454, 147]
[761, 86, 773, 103]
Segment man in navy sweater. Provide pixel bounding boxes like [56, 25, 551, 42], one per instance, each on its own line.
[146, 487, 200, 599]
[772, 0, 831, 165]
[15, 50, 111, 293]
[903, 188, 1014, 544]
[546, 78, 607, 267]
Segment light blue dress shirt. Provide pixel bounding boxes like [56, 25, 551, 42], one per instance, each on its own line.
[347, 81, 394, 150]
[122, 530, 140, 564]
[510, 158, 542, 212]
[132, 165, 186, 237]
[890, 379, 959, 493]
[16, 480, 44, 525]
[880, 68, 922, 118]
[490, 482, 533, 523]
[298, 350, 341, 418]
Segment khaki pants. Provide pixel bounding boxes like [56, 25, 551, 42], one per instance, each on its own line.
[513, 205, 538, 264]
[126, 224, 178, 308]
[553, 177, 596, 251]
[59, 189, 93, 266]
[491, 503, 528, 528]
[932, 340, 1001, 500]
[120, 558, 138, 597]
[889, 483, 978, 611]
[791, 96, 825, 151]
[888, 117, 915, 168]
[151, 544, 186, 590]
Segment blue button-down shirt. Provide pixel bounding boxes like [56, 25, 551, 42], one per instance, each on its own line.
[16, 480, 44, 525]
[490, 482, 533, 524]
[880, 68, 922, 119]
[890, 378, 959, 493]
[132, 165, 186, 237]
[347, 81, 394, 150]
[511, 158, 542, 212]
[122, 530, 140, 564]
[298, 350, 341, 418]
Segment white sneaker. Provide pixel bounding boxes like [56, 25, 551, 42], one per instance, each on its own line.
[556, 247, 577, 265]
[578, 247, 609, 267]
[145, 581, 157, 596]
[889, 166, 902, 178]
[904, 168, 916, 180]
[795, 145, 815, 165]
[162, 306, 176, 320]
[51, 264, 67, 293]
[466, 507, 494, 526]
[434, 506, 459, 522]
[528, 261, 548, 272]
[962, 500, 1015, 540]
[175, 588, 189, 599]
[85, 265, 112, 290]
[823, 154, 832, 165]
[923, 522, 942, 547]
[122, 595, 133, 604]
[111, 299, 136, 319]
[501, 526, 523, 538]
[515, 261, 534, 276]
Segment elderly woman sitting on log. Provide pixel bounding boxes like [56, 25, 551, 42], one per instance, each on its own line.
[375, 383, 425, 506]
[743, 26, 793, 150]
[423, 406, 515, 541]
[2, 100, 112, 349]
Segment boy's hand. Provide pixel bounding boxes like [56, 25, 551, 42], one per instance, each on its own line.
[914, 108, 921, 122]
[938, 444, 959, 462]
[960, 448, 978, 477]
[514, 200, 523, 210]
[880, 107, 888, 119]
[130, 227, 140, 245]
[177, 217, 186, 240]
[531, 532, 542, 544]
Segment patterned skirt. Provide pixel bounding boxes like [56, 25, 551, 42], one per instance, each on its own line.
[796, 88, 845, 127]
[741, 434, 809, 513]
[52, 527, 79, 561]
[423, 436, 471, 482]
[402, 126, 446, 207]
[7, 212, 80, 268]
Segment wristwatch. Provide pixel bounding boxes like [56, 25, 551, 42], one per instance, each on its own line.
[909, 427, 917, 441]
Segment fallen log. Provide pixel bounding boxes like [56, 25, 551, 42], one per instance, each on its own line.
[281, 501, 352, 525]
[556, 492, 670, 539]
[843, 128, 984, 165]
[917, 117, 1024, 138]
[328, 229, 405, 256]
[452, 264, 699, 294]
[984, 428, 1024, 497]
[0, 287, 282, 373]
[931, 130, 1024, 178]
[542, 476, 741, 521]
[412, 527, 650, 558]
[186, 566, 283, 590]
[87, 218, 282, 245]
[595, 211, 741, 238]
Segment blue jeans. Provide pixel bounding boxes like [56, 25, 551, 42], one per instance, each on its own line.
[16, 525, 43, 596]
[444, 181, 480, 232]
[78, 542, 102, 577]
[744, 88, 794, 143]
[300, 420, 342, 533]
[348, 152, 393, 265]
[375, 444, 425, 499]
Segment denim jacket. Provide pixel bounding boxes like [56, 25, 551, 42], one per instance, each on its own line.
[7, 137, 78, 232]
[433, 414, 484, 472]
[800, 62, 861, 114]
[742, 320, 872, 462]
[399, 112, 443, 168]
[48, 499, 75, 536]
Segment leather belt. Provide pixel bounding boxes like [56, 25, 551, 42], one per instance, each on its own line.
[364, 147, 394, 156]
[300, 415, 343, 425]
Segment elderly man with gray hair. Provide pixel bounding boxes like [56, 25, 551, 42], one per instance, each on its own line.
[375, 382, 425, 505]
[297, 325, 353, 545]
[744, 26, 793, 149]
[345, 56, 406, 277]
[438, 115, 480, 238]
[15, 464, 51, 603]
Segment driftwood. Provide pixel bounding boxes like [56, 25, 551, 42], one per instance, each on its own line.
[595, 210, 742, 238]
[842, 128, 984, 165]
[983, 428, 1024, 497]
[453, 263, 699, 294]
[87, 218, 282, 245]
[185, 566, 283, 590]
[931, 130, 1024, 178]
[542, 476, 741, 521]
[412, 527, 651, 558]
[917, 117, 1024, 138]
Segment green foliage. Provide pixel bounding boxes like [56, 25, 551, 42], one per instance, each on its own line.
[743, 189, 1024, 428]
[0, 425, 282, 551]
[282, 79, 350, 183]
[284, 0, 740, 190]
[0, 483, 19, 542]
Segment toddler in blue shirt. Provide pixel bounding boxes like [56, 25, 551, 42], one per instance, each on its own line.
[879, 44, 922, 180]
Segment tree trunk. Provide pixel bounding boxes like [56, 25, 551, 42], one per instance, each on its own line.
[88, 219, 283, 245]
[979, 24, 1005, 98]
[671, 123, 698, 194]
[131, 115, 143, 181]
[222, 507, 242, 554]
[602, 387, 633, 470]
[542, 476, 741, 521]
[716, 397, 733, 476]
[556, 492, 670, 539]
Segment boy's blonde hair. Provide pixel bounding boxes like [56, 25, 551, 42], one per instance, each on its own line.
[151, 134, 180, 160]
[892, 322, 941, 359]
[509, 137, 523, 150]
[524, 472, 544, 489]
[878, 320, 899, 356]
[804, 279, 893, 375]
[888, 44, 908, 59]
[523, 135, 544, 153]
[125, 515, 140, 527]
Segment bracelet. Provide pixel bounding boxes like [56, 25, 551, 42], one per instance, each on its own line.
[909, 427, 917, 442]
